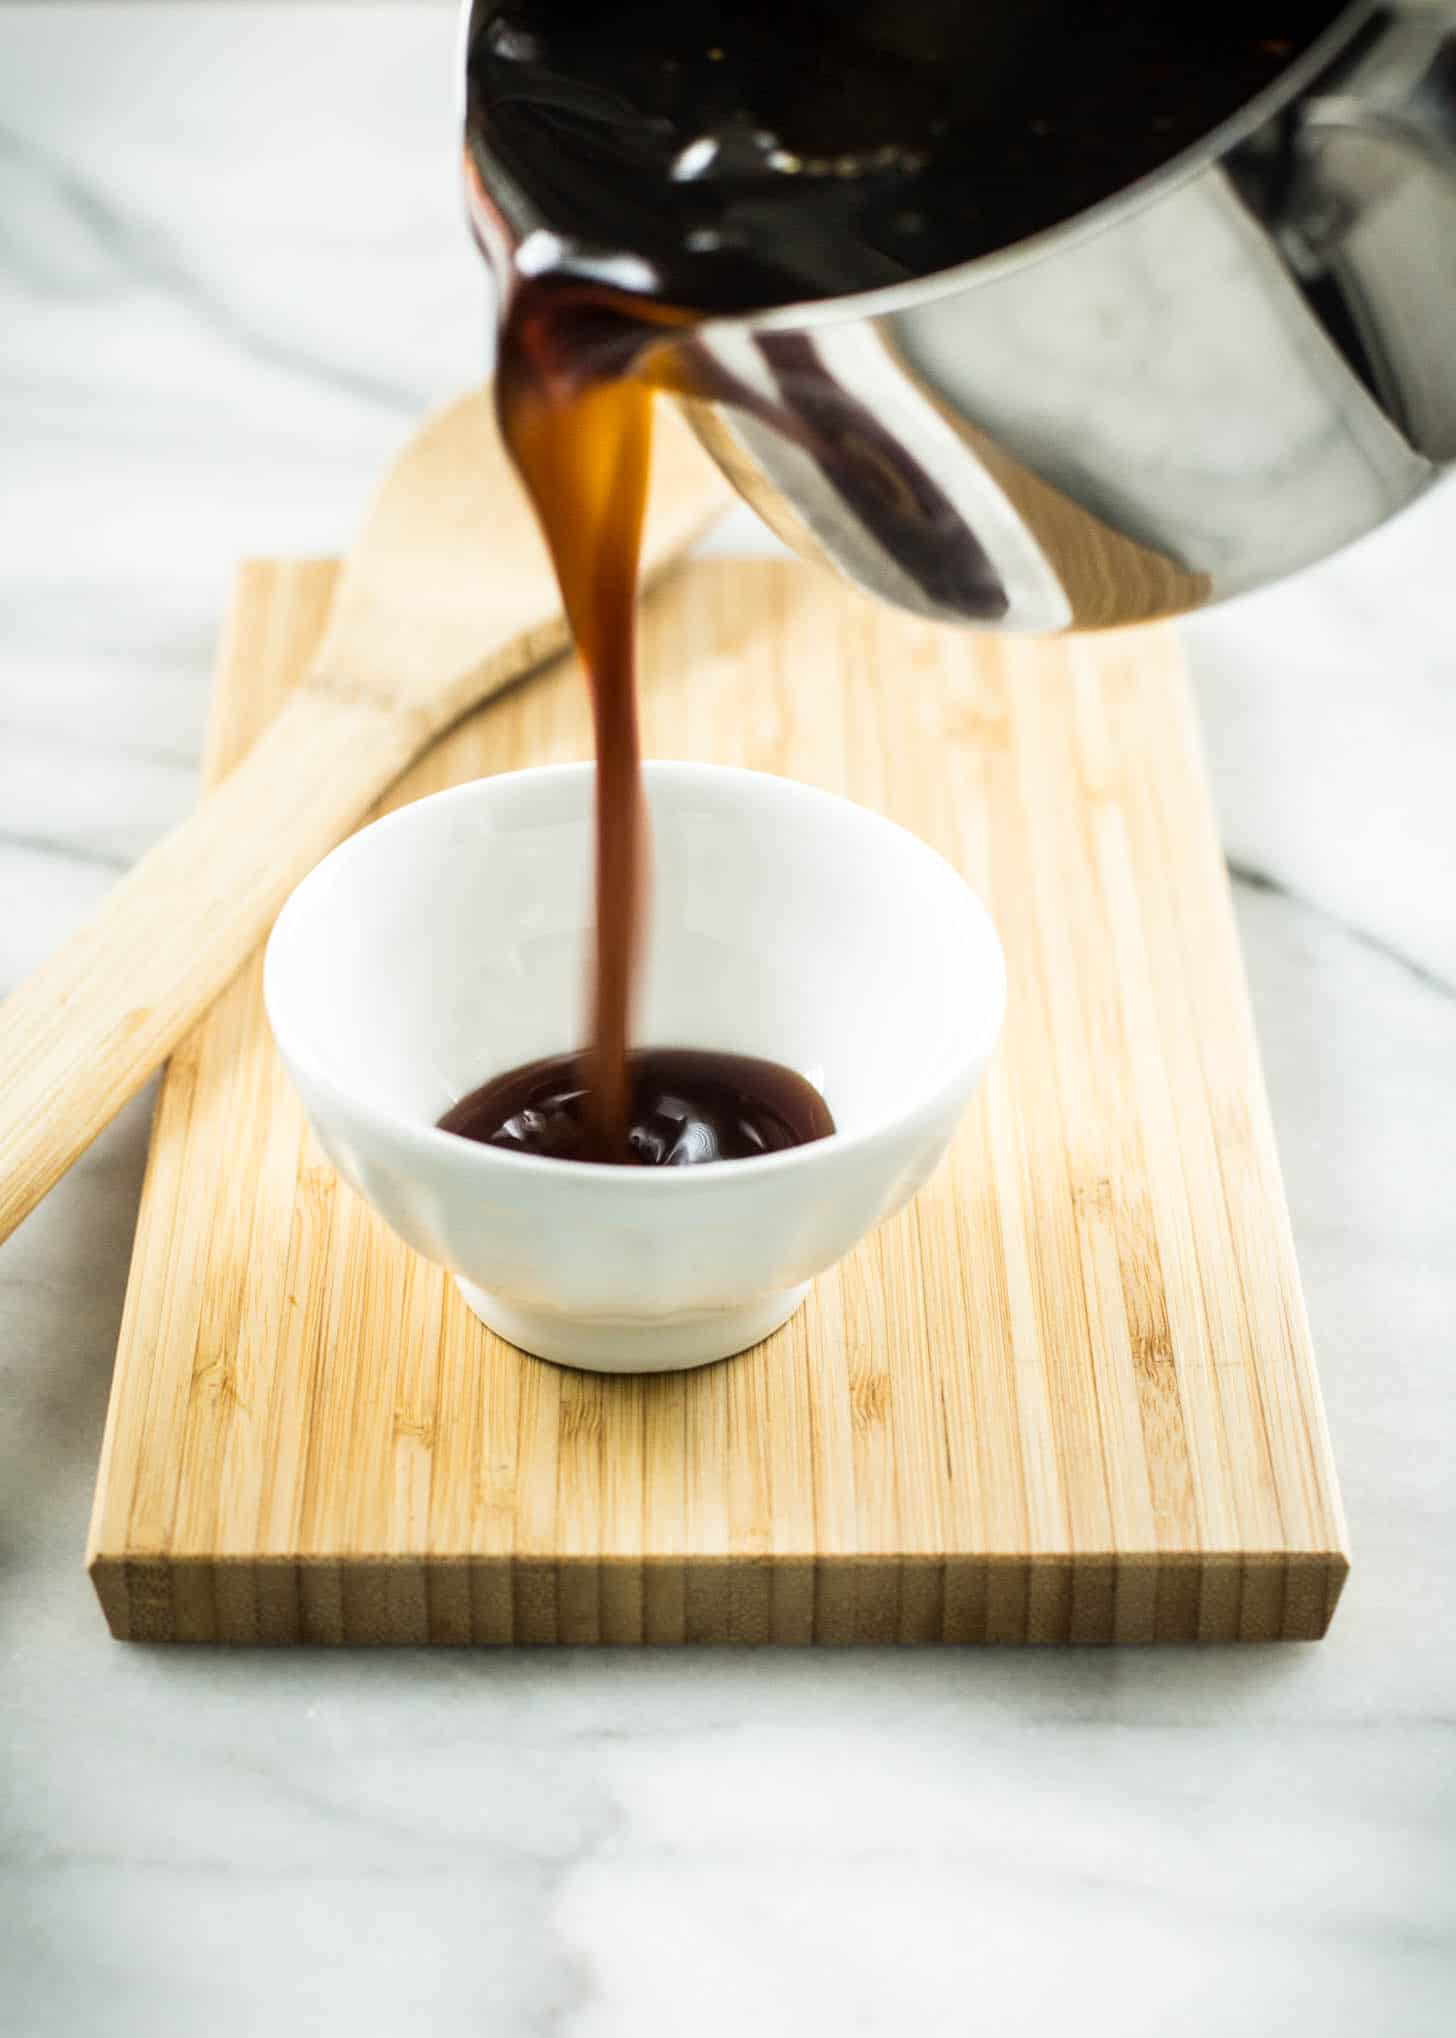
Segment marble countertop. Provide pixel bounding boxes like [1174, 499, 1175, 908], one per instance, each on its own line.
[2, 7, 1452, 2033]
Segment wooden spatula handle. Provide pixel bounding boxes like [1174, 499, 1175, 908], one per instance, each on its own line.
[0, 686, 420, 1245]
[0, 383, 726, 1246]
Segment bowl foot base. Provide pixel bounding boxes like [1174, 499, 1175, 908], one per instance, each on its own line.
[454, 1280, 810, 1374]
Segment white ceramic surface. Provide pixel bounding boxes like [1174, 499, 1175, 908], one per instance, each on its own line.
[264, 763, 1005, 1371]
[5, 12, 1455, 2035]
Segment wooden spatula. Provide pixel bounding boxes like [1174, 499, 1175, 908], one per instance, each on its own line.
[0, 389, 726, 1244]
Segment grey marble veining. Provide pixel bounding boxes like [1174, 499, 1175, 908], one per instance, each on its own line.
[1, 8, 1453, 2035]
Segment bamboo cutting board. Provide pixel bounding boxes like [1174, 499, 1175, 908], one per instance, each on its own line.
[87, 558, 1348, 1643]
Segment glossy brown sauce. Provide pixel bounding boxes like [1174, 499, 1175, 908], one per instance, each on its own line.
[466, 3, 1339, 309]
[492, 296, 658, 1150]
[439, 1047, 835, 1167]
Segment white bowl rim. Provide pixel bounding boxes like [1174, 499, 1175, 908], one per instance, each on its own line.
[263, 760, 1007, 1189]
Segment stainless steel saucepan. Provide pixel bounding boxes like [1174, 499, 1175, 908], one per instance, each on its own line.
[465, 2, 1456, 631]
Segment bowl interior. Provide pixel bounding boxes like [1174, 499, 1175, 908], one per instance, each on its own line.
[266, 764, 1003, 1139]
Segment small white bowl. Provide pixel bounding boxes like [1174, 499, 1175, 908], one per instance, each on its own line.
[264, 763, 1005, 1374]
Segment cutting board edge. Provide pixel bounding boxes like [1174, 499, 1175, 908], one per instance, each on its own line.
[88, 1545, 1349, 1645]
